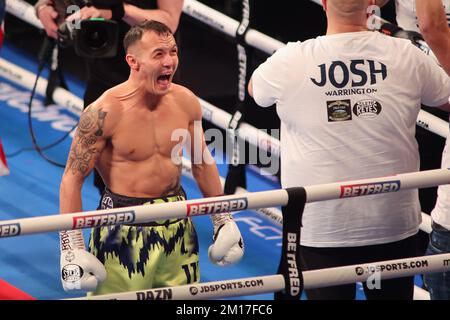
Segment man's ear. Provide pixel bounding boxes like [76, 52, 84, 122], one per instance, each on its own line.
[322, 0, 327, 11]
[126, 53, 139, 71]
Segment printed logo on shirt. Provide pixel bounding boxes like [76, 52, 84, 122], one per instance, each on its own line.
[327, 100, 352, 122]
[352, 99, 382, 119]
[311, 60, 387, 90]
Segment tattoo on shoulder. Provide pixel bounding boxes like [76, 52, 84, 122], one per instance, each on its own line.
[65, 107, 108, 175]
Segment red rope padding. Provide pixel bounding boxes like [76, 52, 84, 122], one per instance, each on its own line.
[0, 279, 36, 300]
[0, 138, 9, 176]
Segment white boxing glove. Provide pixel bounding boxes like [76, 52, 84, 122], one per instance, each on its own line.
[60, 229, 106, 293]
[208, 213, 244, 266]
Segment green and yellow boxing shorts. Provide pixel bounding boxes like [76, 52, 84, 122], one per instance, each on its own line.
[88, 187, 199, 296]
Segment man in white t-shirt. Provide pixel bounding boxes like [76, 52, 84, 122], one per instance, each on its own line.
[249, 0, 450, 300]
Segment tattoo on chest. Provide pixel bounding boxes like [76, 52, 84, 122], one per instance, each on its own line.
[66, 108, 108, 175]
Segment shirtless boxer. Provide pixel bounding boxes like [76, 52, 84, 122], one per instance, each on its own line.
[59, 20, 244, 295]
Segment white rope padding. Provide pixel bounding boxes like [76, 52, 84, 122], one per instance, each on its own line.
[417, 110, 449, 139]
[70, 253, 449, 300]
[0, 168, 449, 238]
[309, 0, 323, 6]
[181, 158, 283, 225]
[414, 285, 431, 300]
[181, 159, 431, 233]
[5, 0, 43, 29]
[304, 168, 450, 202]
[182, 0, 284, 55]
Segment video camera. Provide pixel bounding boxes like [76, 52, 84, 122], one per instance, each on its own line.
[57, 0, 121, 58]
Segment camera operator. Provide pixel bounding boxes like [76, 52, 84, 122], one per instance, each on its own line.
[34, 0, 183, 195]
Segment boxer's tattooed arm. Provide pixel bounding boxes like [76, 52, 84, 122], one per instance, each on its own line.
[66, 107, 108, 175]
[66, 147, 96, 175]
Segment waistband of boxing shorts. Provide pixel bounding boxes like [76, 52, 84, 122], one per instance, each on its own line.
[100, 187, 187, 227]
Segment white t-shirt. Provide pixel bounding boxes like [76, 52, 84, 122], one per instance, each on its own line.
[395, 0, 450, 31]
[251, 31, 450, 247]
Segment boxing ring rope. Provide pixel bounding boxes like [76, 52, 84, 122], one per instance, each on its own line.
[309, 0, 323, 5]
[181, 156, 431, 233]
[4, 0, 42, 28]
[71, 253, 449, 300]
[0, 168, 447, 299]
[0, 167, 448, 237]
[0, 167, 445, 299]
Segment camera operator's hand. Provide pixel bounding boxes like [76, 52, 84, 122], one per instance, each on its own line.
[37, 3, 59, 39]
[66, 6, 112, 24]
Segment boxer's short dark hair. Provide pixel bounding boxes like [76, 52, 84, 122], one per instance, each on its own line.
[124, 20, 173, 52]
